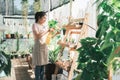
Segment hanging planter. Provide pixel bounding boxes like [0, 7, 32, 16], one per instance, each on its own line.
[21, 0, 29, 34]
[33, 0, 41, 13]
[21, 0, 28, 16]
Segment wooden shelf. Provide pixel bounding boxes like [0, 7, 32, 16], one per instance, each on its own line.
[57, 41, 69, 47]
[65, 24, 82, 30]
[57, 41, 77, 49]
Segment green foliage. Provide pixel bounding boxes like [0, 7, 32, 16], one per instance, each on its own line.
[48, 19, 58, 29]
[21, 0, 28, 3]
[76, 0, 120, 80]
[15, 32, 19, 52]
[49, 46, 61, 63]
[77, 37, 108, 80]
[111, 0, 120, 10]
[0, 51, 11, 76]
[34, 0, 40, 2]
[49, 34, 61, 63]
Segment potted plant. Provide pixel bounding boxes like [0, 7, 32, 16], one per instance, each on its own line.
[61, 27, 66, 35]
[46, 34, 62, 80]
[46, 46, 62, 80]
[46, 19, 58, 45]
[0, 51, 11, 76]
[48, 19, 58, 29]
[49, 46, 61, 64]
[5, 32, 11, 39]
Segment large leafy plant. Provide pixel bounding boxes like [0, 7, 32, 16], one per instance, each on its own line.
[0, 51, 11, 76]
[77, 37, 109, 80]
[76, 0, 120, 80]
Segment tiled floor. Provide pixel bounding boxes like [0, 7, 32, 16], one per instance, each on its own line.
[0, 58, 34, 80]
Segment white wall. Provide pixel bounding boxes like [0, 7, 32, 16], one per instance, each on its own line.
[48, 0, 97, 37]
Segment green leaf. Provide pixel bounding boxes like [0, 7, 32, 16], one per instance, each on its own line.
[105, 30, 115, 40]
[80, 37, 97, 46]
[0, 51, 11, 76]
[97, 14, 108, 26]
[96, 26, 101, 38]
[116, 31, 120, 42]
[116, 23, 120, 29]
[109, 19, 116, 27]
[114, 12, 120, 18]
[48, 19, 58, 28]
[96, 15, 109, 38]
[101, 2, 113, 14]
[100, 41, 114, 51]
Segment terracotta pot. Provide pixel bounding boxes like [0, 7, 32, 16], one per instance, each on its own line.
[6, 34, 11, 39]
[27, 34, 29, 39]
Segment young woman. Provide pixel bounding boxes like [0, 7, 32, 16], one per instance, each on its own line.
[32, 11, 52, 80]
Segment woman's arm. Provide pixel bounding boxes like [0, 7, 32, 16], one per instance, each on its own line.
[39, 29, 49, 38]
[40, 28, 55, 38]
[32, 24, 41, 37]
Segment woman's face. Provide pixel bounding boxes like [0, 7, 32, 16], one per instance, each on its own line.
[38, 15, 47, 24]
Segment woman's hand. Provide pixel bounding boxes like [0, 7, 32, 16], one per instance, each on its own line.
[49, 28, 54, 32]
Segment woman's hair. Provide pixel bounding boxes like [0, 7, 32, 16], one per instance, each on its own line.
[35, 11, 46, 23]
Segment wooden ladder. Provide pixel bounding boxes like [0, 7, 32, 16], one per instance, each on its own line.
[56, 13, 89, 80]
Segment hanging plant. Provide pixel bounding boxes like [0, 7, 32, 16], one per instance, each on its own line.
[33, 0, 41, 13]
[21, 0, 28, 16]
[21, 0, 29, 34]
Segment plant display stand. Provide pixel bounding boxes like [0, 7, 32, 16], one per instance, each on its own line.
[57, 13, 88, 80]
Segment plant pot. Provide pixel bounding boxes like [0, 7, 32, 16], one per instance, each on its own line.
[52, 74, 57, 80]
[45, 63, 63, 80]
[20, 34, 23, 38]
[11, 34, 15, 39]
[63, 29, 66, 35]
[14, 54, 18, 58]
[45, 63, 56, 80]
[21, 54, 25, 58]
[27, 34, 30, 39]
[6, 34, 11, 39]
[10, 55, 14, 59]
